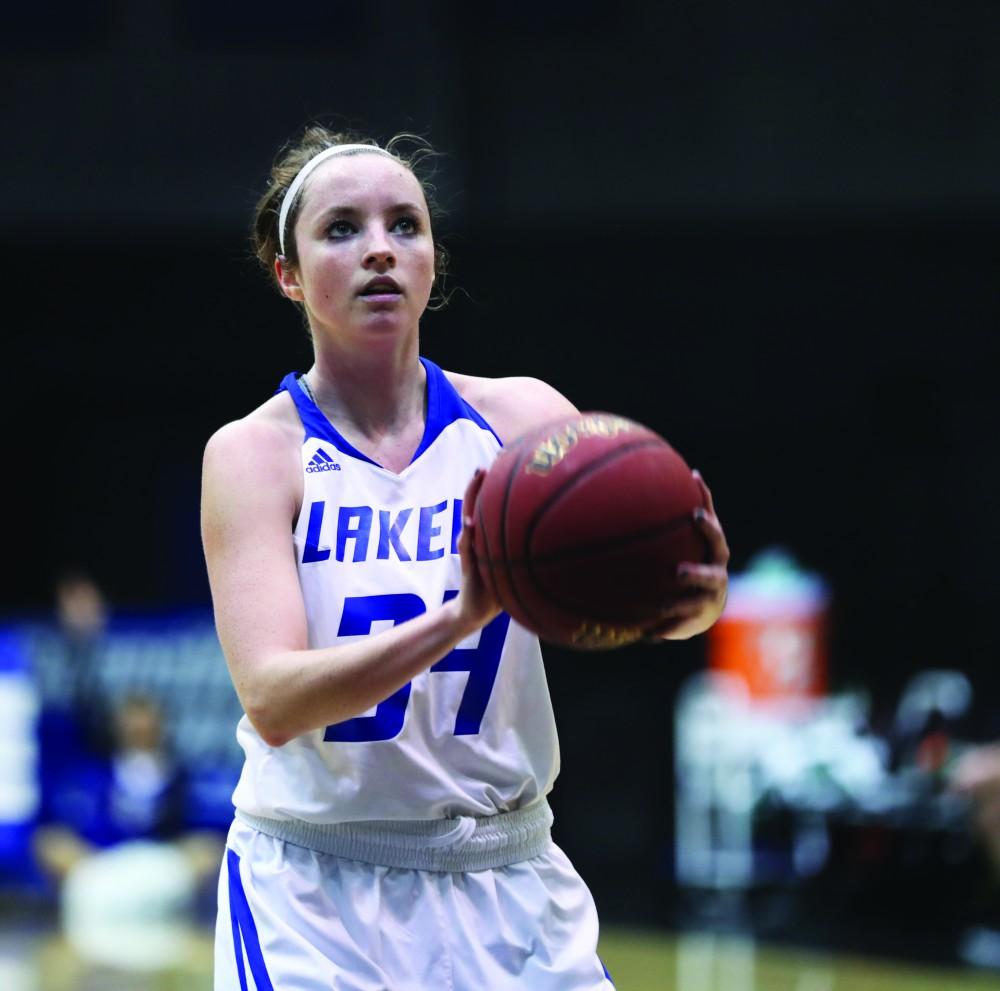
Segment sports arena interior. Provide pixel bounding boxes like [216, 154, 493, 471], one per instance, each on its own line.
[3, 3, 1000, 988]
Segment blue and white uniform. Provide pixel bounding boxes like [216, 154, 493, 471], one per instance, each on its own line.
[215, 358, 614, 990]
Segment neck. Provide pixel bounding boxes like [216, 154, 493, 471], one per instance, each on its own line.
[306, 339, 425, 438]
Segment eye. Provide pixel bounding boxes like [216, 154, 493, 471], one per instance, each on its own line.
[391, 215, 419, 235]
[327, 219, 356, 239]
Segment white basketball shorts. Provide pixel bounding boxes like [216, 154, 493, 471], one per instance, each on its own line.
[214, 812, 616, 990]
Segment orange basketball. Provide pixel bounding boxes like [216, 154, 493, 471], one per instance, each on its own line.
[473, 412, 709, 649]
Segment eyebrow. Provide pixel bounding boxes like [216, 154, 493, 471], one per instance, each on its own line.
[313, 201, 427, 224]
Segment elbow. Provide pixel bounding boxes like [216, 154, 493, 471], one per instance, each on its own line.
[236, 661, 299, 748]
[258, 726, 293, 749]
[244, 698, 294, 749]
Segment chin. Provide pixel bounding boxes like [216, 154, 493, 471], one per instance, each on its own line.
[358, 314, 419, 344]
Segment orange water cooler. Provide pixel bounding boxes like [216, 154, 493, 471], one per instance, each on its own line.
[709, 550, 830, 702]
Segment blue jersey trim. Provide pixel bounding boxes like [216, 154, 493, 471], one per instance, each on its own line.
[414, 356, 503, 453]
[276, 357, 502, 468]
[227, 849, 275, 991]
[275, 371, 380, 467]
[600, 956, 616, 986]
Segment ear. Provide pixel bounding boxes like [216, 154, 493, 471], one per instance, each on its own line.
[275, 255, 304, 302]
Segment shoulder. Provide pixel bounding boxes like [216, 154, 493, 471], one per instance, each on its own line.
[204, 392, 301, 472]
[445, 371, 577, 445]
[202, 391, 303, 517]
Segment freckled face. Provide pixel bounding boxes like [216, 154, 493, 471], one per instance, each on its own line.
[286, 154, 436, 340]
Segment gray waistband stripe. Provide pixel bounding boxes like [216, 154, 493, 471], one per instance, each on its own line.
[235, 799, 554, 873]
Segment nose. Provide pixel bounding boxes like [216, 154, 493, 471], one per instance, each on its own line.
[363, 227, 396, 271]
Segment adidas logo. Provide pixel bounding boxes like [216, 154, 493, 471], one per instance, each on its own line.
[306, 448, 342, 473]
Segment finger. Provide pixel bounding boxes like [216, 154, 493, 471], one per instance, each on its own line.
[462, 468, 487, 527]
[656, 591, 713, 621]
[691, 469, 716, 516]
[643, 603, 706, 640]
[458, 513, 474, 551]
[692, 508, 730, 563]
[458, 477, 482, 555]
[643, 621, 683, 641]
[676, 562, 727, 584]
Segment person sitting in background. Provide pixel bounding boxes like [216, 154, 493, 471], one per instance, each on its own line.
[953, 744, 1000, 876]
[34, 694, 223, 971]
[34, 694, 217, 881]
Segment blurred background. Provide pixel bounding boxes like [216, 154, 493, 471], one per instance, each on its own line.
[3, 1, 1000, 988]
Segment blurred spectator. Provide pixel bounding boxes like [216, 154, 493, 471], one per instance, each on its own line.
[47, 569, 111, 756]
[953, 744, 1000, 875]
[55, 569, 107, 643]
[952, 746, 1000, 969]
[34, 693, 220, 884]
[26, 575, 228, 971]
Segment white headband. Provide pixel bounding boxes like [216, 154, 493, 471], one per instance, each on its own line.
[277, 143, 398, 255]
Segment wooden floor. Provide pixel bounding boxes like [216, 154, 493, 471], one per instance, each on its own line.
[599, 929, 1000, 991]
[2, 924, 999, 990]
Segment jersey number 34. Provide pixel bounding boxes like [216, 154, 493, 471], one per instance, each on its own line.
[324, 592, 511, 743]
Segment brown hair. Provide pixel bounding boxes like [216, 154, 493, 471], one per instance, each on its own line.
[252, 125, 451, 310]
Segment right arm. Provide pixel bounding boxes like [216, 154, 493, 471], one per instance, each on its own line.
[201, 419, 497, 748]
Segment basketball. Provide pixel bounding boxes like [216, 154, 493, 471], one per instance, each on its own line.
[473, 412, 710, 649]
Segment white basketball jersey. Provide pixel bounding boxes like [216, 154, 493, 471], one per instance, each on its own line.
[232, 358, 560, 824]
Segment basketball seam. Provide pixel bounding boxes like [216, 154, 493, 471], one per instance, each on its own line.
[521, 437, 673, 611]
[528, 437, 668, 530]
[495, 514, 696, 567]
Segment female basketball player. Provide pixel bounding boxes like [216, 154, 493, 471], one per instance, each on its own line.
[201, 126, 729, 990]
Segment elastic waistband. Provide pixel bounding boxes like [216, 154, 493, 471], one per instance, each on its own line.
[234, 799, 553, 873]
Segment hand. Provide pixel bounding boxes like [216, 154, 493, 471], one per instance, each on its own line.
[650, 470, 730, 641]
[952, 745, 1000, 873]
[451, 468, 503, 634]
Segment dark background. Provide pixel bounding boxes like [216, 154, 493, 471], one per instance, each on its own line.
[3, 0, 999, 932]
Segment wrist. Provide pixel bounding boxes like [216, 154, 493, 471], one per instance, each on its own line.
[440, 594, 487, 641]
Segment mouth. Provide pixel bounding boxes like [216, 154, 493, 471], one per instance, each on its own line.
[359, 277, 402, 297]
